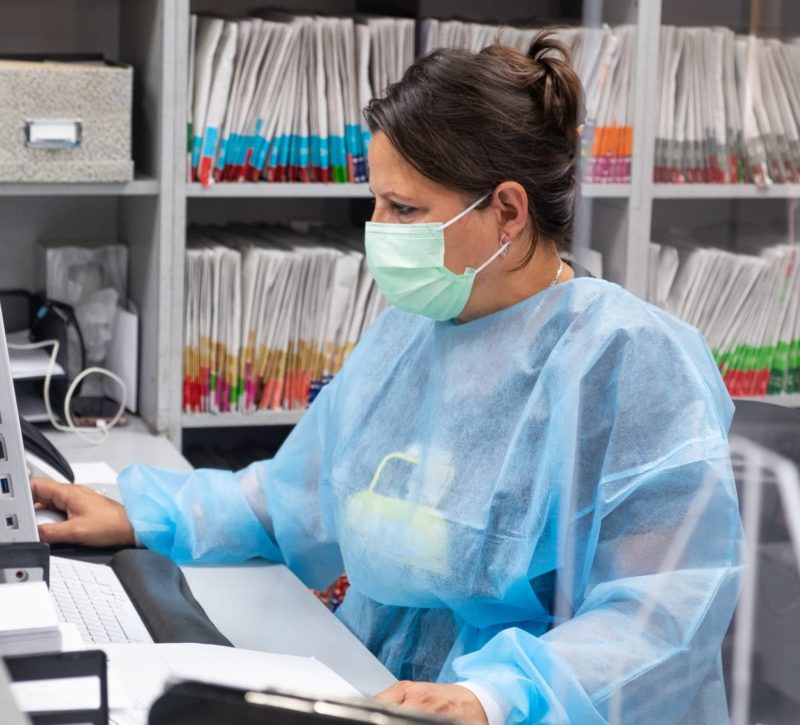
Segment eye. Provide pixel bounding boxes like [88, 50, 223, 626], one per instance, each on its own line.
[391, 202, 417, 217]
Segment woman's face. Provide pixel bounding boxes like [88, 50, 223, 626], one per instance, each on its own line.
[368, 131, 501, 277]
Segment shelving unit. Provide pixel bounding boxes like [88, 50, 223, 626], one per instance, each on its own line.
[181, 410, 306, 428]
[0, 175, 160, 197]
[581, 184, 632, 199]
[651, 184, 800, 200]
[0, 0, 178, 439]
[171, 0, 800, 439]
[2, 0, 796, 446]
[734, 394, 800, 408]
[186, 182, 374, 199]
[171, 0, 659, 439]
[186, 182, 635, 200]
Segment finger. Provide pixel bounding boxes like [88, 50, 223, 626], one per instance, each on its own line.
[374, 683, 407, 705]
[30, 478, 74, 511]
[37, 520, 86, 545]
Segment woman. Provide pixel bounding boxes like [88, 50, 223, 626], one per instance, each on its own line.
[33, 32, 741, 724]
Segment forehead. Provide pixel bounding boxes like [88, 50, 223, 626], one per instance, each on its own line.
[368, 131, 450, 199]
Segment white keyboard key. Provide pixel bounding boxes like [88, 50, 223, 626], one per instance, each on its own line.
[49, 557, 153, 645]
[115, 610, 151, 643]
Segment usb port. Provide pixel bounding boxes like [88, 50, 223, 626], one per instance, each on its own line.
[0, 476, 10, 497]
[4, 514, 18, 530]
[0, 436, 5, 461]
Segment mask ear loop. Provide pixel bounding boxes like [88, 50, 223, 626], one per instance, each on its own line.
[440, 192, 492, 230]
[474, 234, 512, 274]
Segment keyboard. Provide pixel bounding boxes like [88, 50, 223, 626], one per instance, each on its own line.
[49, 556, 153, 645]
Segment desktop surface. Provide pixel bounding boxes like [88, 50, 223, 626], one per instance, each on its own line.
[44, 417, 192, 476]
[42, 420, 395, 696]
[181, 562, 396, 696]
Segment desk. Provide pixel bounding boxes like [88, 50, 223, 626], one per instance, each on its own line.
[45, 417, 192, 475]
[45, 420, 396, 696]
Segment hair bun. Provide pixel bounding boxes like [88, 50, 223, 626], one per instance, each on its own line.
[525, 30, 582, 134]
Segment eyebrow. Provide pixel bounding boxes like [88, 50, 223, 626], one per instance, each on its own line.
[369, 187, 418, 204]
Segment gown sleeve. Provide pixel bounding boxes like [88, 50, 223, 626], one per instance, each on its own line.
[451, 322, 743, 724]
[117, 376, 345, 589]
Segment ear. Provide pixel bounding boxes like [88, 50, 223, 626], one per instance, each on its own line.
[491, 182, 529, 241]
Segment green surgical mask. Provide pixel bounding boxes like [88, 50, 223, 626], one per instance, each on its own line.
[365, 193, 510, 321]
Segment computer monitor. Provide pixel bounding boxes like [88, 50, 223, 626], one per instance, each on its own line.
[0, 304, 39, 543]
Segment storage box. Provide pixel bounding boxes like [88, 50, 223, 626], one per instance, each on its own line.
[0, 59, 133, 183]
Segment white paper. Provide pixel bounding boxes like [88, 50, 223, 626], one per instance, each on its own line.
[104, 303, 138, 413]
[102, 643, 360, 725]
[70, 461, 119, 486]
[12, 675, 101, 713]
[0, 582, 59, 633]
[59, 622, 85, 650]
[7, 331, 65, 380]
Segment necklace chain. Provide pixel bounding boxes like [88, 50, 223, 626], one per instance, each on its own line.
[549, 260, 564, 288]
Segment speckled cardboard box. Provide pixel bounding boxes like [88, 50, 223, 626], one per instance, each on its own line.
[0, 60, 133, 183]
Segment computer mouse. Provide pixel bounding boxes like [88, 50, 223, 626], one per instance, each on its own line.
[35, 508, 67, 525]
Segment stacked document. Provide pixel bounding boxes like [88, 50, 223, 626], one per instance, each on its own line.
[0, 582, 62, 656]
[655, 27, 800, 184]
[420, 20, 636, 183]
[183, 225, 386, 415]
[188, 13, 413, 186]
[649, 238, 800, 397]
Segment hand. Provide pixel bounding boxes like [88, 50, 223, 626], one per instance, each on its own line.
[31, 477, 136, 548]
[375, 682, 488, 723]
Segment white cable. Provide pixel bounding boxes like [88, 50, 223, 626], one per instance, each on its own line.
[7, 338, 127, 445]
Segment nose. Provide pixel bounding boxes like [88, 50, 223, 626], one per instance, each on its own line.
[370, 199, 390, 224]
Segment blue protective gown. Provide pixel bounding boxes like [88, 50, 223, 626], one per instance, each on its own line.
[120, 278, 742, 724]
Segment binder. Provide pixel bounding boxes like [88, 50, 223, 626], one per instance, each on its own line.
[187, 14, 198, 181]
[214, 18, 256, 183]
[190, 17, 224, 181]
[197, 21, 238, 186]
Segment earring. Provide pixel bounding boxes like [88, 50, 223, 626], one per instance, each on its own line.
[499, 233, 512, 255]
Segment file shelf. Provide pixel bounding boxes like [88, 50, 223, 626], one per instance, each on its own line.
[651, 184, 800, 200]
[181, 410, 306, 428]
[174, 0, 800, 440]
[172, 0, 655, 441]
[0, 175, 160, 197]
[733, 394, 800, 408]
[0, 0, 179, 439]
[172, 398, 800, 429]
[186, 182, 374, 199]
[581, 184, 632, 199]
[186, 182, 634, 200]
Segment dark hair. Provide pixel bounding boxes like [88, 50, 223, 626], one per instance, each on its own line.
[364, 30, 583, 260]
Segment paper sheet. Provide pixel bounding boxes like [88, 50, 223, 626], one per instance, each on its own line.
[7, 331, 65, 380]
[12, 675, 101, 713]
[102, 643, 360, 725]
[0, 582, 60, 634]
[71, 462, 119, 486]
[104, 303, 138, 414]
